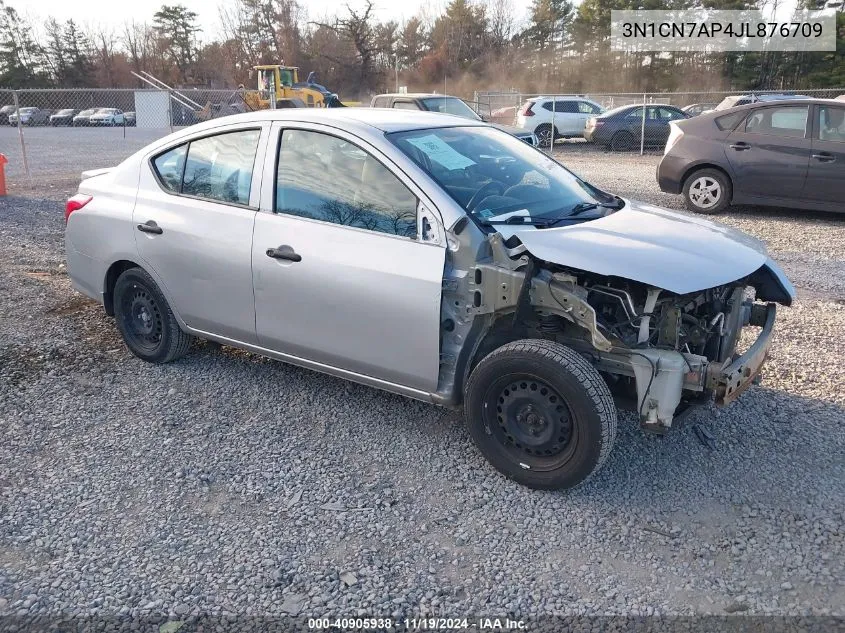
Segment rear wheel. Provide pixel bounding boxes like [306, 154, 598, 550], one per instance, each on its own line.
[464, 340, 617, 490]
[610, 131, 636, 151]
[683, 168, 732, 214]
[113, 267, 193, 364]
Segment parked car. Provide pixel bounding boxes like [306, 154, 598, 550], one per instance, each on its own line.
[0, 104, 16, 125]
[658, 98, 844, 214]
[584, 104, 690, 150]
[73, 109, 99, 126]
[64, 108, 794, 490]
[89, 108, 126, 126]
[124, 111, 137, 127]
[8, 107, 50, 126]
[712, 93, 810, 112]
[515, 96, 605, 147]
[682, 103, 718, 117]
[50, 108, 78, 126]
[371, 93, 538, 146]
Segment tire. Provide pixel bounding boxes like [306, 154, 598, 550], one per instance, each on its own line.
[683, 167, 732, 214]
[535, 124, 558, 149]
[610, 131, 636, 151]
[113, 267, 194, 364]
[464, 339, 617, 490]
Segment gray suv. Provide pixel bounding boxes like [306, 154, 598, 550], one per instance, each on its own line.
[658, 99, 844, 214]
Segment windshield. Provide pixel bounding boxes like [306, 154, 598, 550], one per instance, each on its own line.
[420, 97, 481, 121]
[20, 108, 36, 113]
[389, 126, 619, 227]
[96, 108, 116, 114]
[79, 109, 96, 116]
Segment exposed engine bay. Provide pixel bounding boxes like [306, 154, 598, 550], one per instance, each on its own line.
[437, 229, 786, 432]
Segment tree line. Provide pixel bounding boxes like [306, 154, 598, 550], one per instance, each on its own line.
[0, 0, 842, 99]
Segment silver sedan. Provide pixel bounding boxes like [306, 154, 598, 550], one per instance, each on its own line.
[65, 109, 794, 490]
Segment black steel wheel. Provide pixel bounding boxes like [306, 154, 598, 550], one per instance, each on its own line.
[489, 377, 577, 469]
[464, 339, 617, 490]
[113, 267, 193, 363]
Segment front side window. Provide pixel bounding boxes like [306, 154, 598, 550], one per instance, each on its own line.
[744, 106, 808, 138]
[181, 130, 260, 204]
[275, 129, 418, 238]
[818, 105, 845, 142]
[389, 126, 619, 227]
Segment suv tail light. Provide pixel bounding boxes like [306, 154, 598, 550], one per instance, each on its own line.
[522, 103, 535, 117]
[65, 194, 92, 223]
[664, 122, 684, 155]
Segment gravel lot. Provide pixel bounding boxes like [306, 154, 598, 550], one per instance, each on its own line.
[1, 137, 843, 623]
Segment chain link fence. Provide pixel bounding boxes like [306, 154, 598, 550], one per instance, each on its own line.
[2, 86, 845, 190]
[0, 88, 265, 189]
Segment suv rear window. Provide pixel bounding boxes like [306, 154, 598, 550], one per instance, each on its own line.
[715, 111, 746, 131]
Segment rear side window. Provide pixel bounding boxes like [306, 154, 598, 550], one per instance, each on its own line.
[715, 111, 746, 131]
[393, 101, 421, 110]
[372, 96, 389, 108]
[182, 130, 260, 204]
[153, 144, 187, 192]
[153, 129, 261, 205]
[744, 105, 808, 138]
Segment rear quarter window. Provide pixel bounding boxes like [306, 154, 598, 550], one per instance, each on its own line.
[152, 144, 188, 192]
[715, 111, 746, 131]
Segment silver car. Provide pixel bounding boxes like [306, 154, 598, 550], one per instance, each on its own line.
[65, 109, 794, 490]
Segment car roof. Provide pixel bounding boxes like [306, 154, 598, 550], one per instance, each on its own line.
[527, 95, 592, 101]
[183, 107, 487, 134]
[710, 97, 839, 112]
[599, 103, 676, 117]
[374, 93, 461, 99]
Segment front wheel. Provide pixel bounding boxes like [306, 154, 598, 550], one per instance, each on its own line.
[113, 267, 194, 364]
[534, 124, 558, 149]
[464, 340, 617, 490]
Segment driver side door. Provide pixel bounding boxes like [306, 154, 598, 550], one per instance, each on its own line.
[251, 123, 447, 393]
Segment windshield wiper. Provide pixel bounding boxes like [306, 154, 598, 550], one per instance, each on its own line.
[568, 199, 623, 217]
[482, 216, 561, 228]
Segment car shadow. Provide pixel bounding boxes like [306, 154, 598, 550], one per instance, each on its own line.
[569, 385, 844, 510]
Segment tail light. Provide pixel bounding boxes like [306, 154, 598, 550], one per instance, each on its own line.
[65, 194, 92, 223]
[522, 103, 535, 117]
[664, 122, 684, 155]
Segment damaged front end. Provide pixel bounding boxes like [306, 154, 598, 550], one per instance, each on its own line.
[438, 226, 792, 433]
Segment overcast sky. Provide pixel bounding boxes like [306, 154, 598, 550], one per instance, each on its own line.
[10, 0, 530, 41]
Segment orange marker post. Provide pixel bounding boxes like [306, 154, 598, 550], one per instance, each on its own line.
[0, 153, 7, 196]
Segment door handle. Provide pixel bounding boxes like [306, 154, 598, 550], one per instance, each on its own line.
[730, 142, 750, 151]
[811, 153, 835, 162]
[266, 245, 302, 262]
[137, 220, 163, 235]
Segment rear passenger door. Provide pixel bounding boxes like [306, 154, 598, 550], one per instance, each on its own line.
[802, 103, 845, 206]
[725, 104, 811, 200]
[134, 124, 270, 343]
[251, 123, 446, 392]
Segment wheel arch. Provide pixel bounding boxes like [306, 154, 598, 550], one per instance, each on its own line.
[102, 259, 143, 316]
[681, 162, 734, 198]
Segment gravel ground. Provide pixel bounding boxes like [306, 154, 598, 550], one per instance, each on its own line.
[1, 141, 843, 623]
